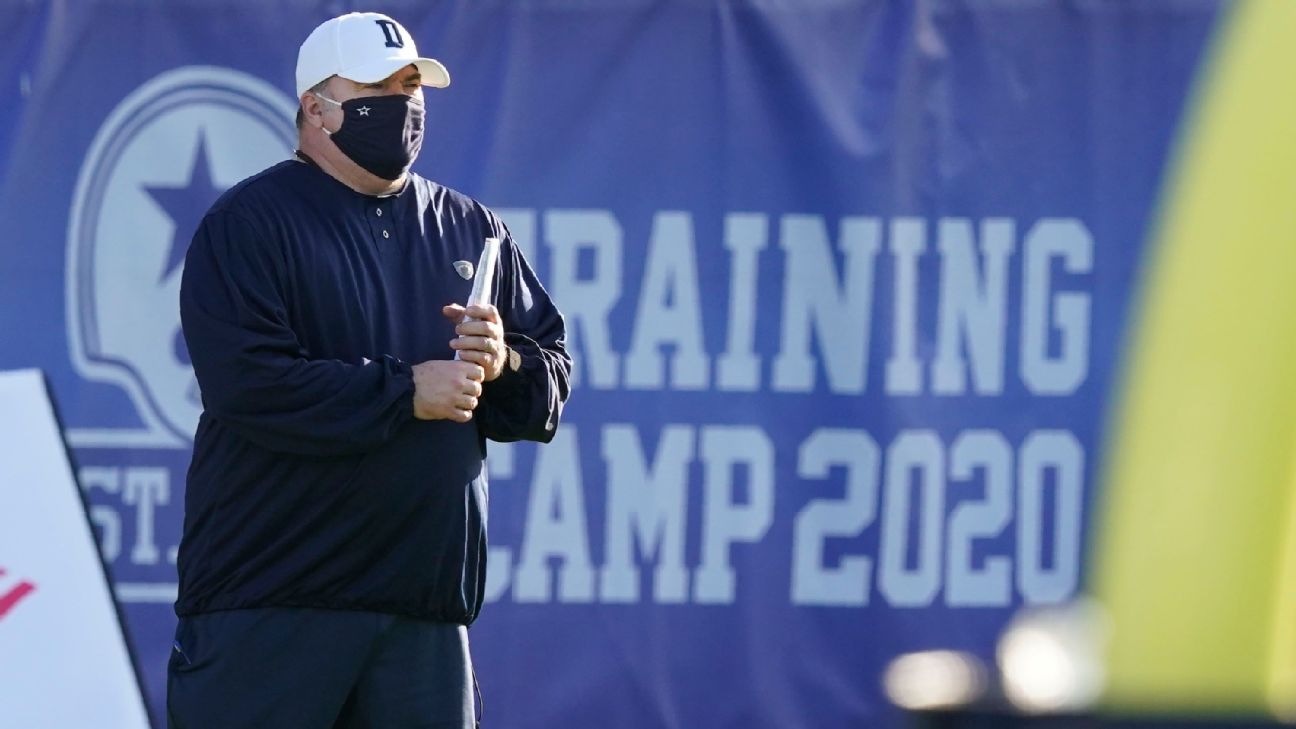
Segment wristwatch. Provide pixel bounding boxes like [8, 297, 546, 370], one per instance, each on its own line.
[505, 346, 522, 373]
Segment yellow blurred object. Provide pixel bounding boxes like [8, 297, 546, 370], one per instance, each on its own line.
[1092, 0, 1296, 716]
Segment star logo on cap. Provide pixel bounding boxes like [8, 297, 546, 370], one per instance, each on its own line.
[357, 106, 371, 116]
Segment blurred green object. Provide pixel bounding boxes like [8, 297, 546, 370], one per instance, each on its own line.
[906, 709, 1287, 729]
[1090, 0, 1296, 718]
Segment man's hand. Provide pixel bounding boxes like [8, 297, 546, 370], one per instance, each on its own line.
[412, 360, 485, 422]
[444, 304, 507, 382]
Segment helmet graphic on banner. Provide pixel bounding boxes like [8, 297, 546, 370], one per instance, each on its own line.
[67, 66, 296, 445]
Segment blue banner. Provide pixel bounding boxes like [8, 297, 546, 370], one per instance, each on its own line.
[0, 2, 1220, 726]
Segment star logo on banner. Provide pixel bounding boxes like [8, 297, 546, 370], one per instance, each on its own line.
[144, 130, 226, 283]
[358, 106, 371, 116]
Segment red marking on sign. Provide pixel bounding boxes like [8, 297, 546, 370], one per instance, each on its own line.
[0, 567, 37, 620]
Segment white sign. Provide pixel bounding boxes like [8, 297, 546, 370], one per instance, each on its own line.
[0, 369, 152, 729]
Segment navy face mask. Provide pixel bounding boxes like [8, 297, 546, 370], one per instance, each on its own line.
[317, 92, 425, 180]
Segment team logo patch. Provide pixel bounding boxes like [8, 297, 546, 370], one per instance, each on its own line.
[453, 260, 474, 280]
[66, 66, 297, 445]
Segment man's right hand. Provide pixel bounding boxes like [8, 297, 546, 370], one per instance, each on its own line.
[412, 360, 485, 422]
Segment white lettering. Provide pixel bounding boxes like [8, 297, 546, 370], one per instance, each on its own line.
[717, 213, 768, 391]
[879, 431, 945, 607]
[122, 467, 168, 565]
[625, 212, 710, 390]
[599, 424, 692, 603]
[514, 429, 596, 603]
[545, 209, 623, 388]
[1021, 219, 1092, 395]
[79, 466, 122, 563]
[933, 219, 1014, 395]
[1017, 430, 1084, 604]
[695, 426, 775, 603]
[885, 218, 925, 395]
[791, 429, 879, 606]
[773, 215, 881, 394]
[945, 431, 1012, 606]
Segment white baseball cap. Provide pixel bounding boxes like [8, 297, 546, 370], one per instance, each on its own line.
[295, 12, 450, 98]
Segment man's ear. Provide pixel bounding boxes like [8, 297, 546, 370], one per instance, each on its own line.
[300, 93, 325, 129]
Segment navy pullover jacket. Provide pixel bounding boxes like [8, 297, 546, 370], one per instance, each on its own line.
[175, 157, 570, 625]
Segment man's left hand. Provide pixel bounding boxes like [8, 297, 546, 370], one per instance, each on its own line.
[444, 304, 506, 382]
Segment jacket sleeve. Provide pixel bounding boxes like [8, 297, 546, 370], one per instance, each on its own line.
[475, 230, 572, 443]
[180, 209, 415, 456]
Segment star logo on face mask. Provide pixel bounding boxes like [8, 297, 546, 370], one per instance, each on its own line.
[357, 106, 371, 117]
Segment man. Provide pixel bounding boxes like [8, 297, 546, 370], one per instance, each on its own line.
[168, 11, 571, 728]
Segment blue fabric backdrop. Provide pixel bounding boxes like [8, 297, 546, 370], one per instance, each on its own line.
[0, 1, 1219, 727]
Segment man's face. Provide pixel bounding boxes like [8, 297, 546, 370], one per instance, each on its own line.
[318, 64, 424, 130]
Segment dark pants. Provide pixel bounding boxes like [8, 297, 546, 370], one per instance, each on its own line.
[167, 607, 475, 729]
